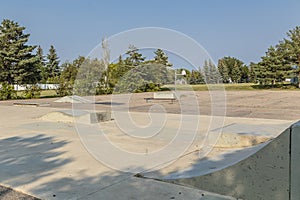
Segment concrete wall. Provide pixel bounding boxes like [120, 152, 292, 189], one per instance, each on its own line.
[291, 122, 300, 200]
[167, 123, 300, 200]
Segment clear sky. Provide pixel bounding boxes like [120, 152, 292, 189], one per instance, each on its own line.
[1, 0, 300, 66]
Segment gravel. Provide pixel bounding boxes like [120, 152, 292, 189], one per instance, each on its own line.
[0, 185, 40, 200]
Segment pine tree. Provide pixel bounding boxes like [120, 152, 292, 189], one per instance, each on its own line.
[249, 62, 258, 83]
[36, 46, 46, 82]
[258, 45, 293, 85]
[45, 45, 60, 81]
[231, 62, 241, 83]
[254, 26, 300, 86]
[202, 60, 221, 84]
[217, 59, 230, 83]
[189, 69, 204, 84]
[124, 45, 145, 66]
[202, 60, 210, 83]
[153, 49, 172, 66]
[217, 57, 245, 83]
[0, 19, 39, 84]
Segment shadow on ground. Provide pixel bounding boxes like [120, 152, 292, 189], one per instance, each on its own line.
[0, 132, 233, 199]
[0, 133, 179, 199]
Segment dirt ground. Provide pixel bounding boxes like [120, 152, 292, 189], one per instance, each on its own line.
[1, 90, 300, 120]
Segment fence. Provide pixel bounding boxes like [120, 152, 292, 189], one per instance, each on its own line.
[12, 84, 59, 91]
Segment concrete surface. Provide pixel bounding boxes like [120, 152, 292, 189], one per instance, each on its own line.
[145, 123, 300, 200]
[291, 122, 300, 200]
[159, 128, 291, 200]
[0, 93, 298, 200]
[0, 105, 240, 199]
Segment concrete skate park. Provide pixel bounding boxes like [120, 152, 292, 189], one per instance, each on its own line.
[0, 91, 300, 200]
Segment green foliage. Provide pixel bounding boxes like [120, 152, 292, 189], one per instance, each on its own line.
[0, 19, 40, 84]
[253, 26, 300, 86]
[47, 76, 60, 84]
[74, 58, 105, 96]
[56, 78, 73, 97]
[202, 60, 221, 84]
[217, 57, 248, 83]
[153, 49, 172, 66]
[251, 83, 298, 90]
[60, 55, 84, 84]
[45, 45, 60, 82]
[114, 63, 168, 93]
[249, 62, 258, 83]
[0, 82, 16, 100]
[23, 84, 41, 99]
[124, 45, 145, 66]
[189, 70, 205, 84]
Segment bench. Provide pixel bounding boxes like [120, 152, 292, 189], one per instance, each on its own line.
[144, 92, 176, 103]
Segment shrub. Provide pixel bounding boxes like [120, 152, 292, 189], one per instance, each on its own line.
[56, 80, 73, 97]
[0, 82, 17, 100]
[23, 85, 41, 99]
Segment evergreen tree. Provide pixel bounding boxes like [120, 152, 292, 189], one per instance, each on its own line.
[124, 45, 145, 66]
[46, 45, 60, 82]
[202, 60, 220, 84]
[36, 45, 46, 82]
[240, 65, 249, 83]
[254, 26, 300, 86]
[153, 49, 172, 66]
[217, 57, 246, 83]
[36, 46, 44, 62]
[249, 62, 258, 83]
[231, 62, 241, 83]
[257, 45, 294, 85]
[203, 60, 210, 83]
[283, 26, 300, 67]
[209, 60, 221, 84]
[110, 55, 131, 84]
[189, 69, 204, 84]
[217, 59, 230, 83]
[60, 56, 85, 83]
[0, 19, 39, 84]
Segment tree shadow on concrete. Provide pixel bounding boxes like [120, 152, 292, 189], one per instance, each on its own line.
[0, 134, 72, 197]
[0, 129, 286, 199]
[0, 134, 174, 199]
[0, 132, 216, 199]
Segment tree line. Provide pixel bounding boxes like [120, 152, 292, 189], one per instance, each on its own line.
[1, 19, 300, 99]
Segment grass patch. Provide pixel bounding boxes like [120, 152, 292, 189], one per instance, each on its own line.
[251, 83, 299, 90]
[40, 90, 59, 98]
[16, 90, 59, 99]
[162, 83, 300, 91]
[162, 83, 256, 91]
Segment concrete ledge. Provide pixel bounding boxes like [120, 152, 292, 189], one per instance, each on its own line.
[13, 102, 50, 107]
[90, 111, 111, 123]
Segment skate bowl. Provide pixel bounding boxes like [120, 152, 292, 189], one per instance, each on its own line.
[142, 121, 300, 200]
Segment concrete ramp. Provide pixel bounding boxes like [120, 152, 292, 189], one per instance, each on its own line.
[143, 121, 300, 200]
[54, 95, 94, 103]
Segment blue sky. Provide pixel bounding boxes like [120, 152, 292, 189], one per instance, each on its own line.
[1, 0, 300, 66]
